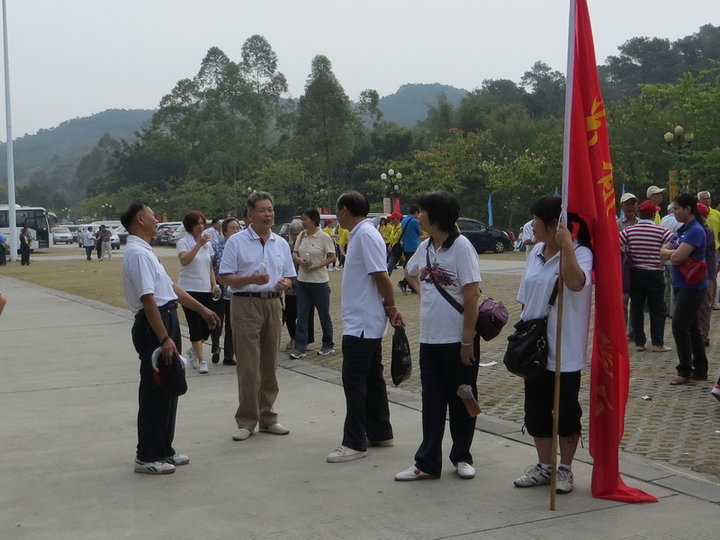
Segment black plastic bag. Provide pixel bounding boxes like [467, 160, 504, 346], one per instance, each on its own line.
[391, 326, 412, 386]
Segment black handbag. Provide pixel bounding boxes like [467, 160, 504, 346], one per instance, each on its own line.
[502, 279, 559, 380]
[391, 326, 412, 386]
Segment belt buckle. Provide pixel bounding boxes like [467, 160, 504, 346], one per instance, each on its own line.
[260, 292, 271, 299]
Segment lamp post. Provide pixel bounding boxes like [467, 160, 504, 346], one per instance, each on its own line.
[61, 207, 70, 223]
[664, 125, 694, 198]
[154, 197, 167, 222]
[101, 203, 112, 221]
[381, 169, 402, 214]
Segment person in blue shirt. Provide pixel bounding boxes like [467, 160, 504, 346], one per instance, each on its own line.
[398, 205, 421, 294]
[660, 193, 708, 385]
[0, 233, 7, 266]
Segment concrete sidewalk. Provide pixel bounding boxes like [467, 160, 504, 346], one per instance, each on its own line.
[0, 275, 718, 540]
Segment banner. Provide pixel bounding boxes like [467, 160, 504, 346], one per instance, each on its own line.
[562, 0, 657, 503]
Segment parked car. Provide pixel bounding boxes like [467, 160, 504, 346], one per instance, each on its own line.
[52, 227, 74, 244]
[168, 224, 187, 246]
[109, 229, 120, 250]
[456, 217, 512, 254]
[114, 225, 129, 244]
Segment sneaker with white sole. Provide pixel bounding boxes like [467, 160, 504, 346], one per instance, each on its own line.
[317, 347, 335, 356]
[186, 348, 198, 369]
[327, 445, 367, 463]
[232, 428, 254, 441]
[289, 350, 307, 359]
[712, 384, 720, 401]
[134, 459, 176, 475]
[394, 465, 439, 481]
[555, 467, 574, 493]
[456, 462, 476, 479]
[513, 464, 551, 487]
[165, 453, 190, 466]
[259, 423, 289, 435]
[650, 345, 672, 353]
[197, 361, 209, 374]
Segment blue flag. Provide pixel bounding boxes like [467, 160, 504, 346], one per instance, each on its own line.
[487, 193, 494, 226]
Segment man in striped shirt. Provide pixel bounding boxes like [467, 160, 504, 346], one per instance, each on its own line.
[620, 199, 678, 353]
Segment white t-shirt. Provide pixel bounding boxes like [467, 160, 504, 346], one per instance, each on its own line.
[294, 229, 335, 284]
[522, 220, 536, 260]
[218, 225, 296, 293]
[341, 219, 388, 339]
[176, 236, 214, 293]
[123, 235, 178, 315]
[517, 241, 593, 372]
[406, 234, 482, 344]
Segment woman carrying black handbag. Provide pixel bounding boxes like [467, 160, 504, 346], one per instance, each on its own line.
[512, 195, 593, 495]
[393, 191, 482, 482]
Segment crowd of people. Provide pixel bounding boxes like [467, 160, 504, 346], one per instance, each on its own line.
[117, 185, 718, 497]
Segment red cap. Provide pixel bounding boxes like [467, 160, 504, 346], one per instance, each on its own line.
[697, 202, 710, 217]
[638, 199, 660, 216]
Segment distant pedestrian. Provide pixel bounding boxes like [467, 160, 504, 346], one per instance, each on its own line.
[99, 225, 112, 261]
[327, 190, 404, 464]
[397, 206, 421, 294]
[83, 227, 95, 261]
[121, 201, 220, 475]
[19, 226, 31, 266]
[210, 217, 241, 366]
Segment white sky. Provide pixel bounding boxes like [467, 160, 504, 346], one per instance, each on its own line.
[0, 0, 717, 139]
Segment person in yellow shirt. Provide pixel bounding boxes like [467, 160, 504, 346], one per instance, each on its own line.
[698, 191, 720, 309]
[336, 225, 349, 267]
[378, 216, 394, 253]
[647, 186, 665, 224]
[323, 219, 338, 271]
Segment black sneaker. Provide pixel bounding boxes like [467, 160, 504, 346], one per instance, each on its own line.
[211, 351, 220, 364]
[397, 281, 408, 295]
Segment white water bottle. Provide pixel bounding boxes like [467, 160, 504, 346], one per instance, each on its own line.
[258, 262, 267, 274]
[304, 252, 312, 269]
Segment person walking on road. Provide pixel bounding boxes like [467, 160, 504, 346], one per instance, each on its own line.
[83, 227, 95, 261]
[327, 190, 404, 464]
[121, 202, 220, 475]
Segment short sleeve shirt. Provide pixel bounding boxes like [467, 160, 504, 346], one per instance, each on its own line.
[406, 234, 482, 344]
[671, 219, 707, 290]
[517, 242, 593, 372]
[218, 225, 296, 293]
[123, 235, 177, 315]
[293, 229, 335, 284]
[176, 236, 214, 293]
[341, 219, 388, 339]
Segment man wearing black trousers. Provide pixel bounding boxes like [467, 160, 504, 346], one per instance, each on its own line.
[122, 202, 220, 474]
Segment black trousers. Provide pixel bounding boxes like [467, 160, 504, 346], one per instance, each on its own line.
[414, 341, 480, 476]
[210, 298, 234, 361]
[341, 335, 393, 452]
[672, 287, 708, 378]
[629, 268, 667, 347]
[20, 245, 30, 265]
[132, 304, 181, 462]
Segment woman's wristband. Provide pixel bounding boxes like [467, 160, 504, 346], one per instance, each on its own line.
[460, 340, 473, 347]
[160, 335, 171, 345]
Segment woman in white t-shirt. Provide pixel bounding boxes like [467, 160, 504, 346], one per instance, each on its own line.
[394, 191, 482, 482]
[512, 195, 593, 495]
[289, 208, 336, 358]
[177, 211, 219, 374]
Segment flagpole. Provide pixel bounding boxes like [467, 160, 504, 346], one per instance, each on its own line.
[2, 0, 17, 262]
[550, 0, 577, 512]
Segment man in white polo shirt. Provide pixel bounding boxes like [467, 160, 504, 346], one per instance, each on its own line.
[327, 191, 405, 463]
[121, 202, 220, 475]
[219, 191, 296, 442]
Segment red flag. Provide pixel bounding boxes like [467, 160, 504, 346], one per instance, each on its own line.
[563, 0, 657, 503]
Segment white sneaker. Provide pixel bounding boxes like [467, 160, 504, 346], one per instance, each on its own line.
[513, 464, 551, 487]
[259, 423, 289, 435]
[197, 361, 209, 374]
[327, 445, 367, 463]
[650, 345, 672, 353]
[394, 465, 438, 481]
[289, 350, 307, 359]
[317, 347, 335, 356]
[232, 428, 253, 441]
[165, 453, 190, 466]
[456, 462, 476, 479]
[556, 467, 574, 494]
[134, 459, 176, 474]
[186, 348, 198, 369]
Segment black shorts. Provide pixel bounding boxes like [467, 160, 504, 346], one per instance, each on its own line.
[523, 369, 582, 438]
[182, 291, 213, 342]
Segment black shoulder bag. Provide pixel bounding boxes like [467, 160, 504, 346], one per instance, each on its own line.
[502, 278, 559, 380]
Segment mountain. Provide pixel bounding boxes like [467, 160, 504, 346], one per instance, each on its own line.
[0, 108, 154, 184]
[378, 83, 469, 127]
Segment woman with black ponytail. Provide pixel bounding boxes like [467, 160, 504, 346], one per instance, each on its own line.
[660, 193, 708, 385]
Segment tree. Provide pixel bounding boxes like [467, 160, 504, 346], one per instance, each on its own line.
[357, 89, 383, 128]
[520, 61, 566, 118]
[295, 55, 358, 187]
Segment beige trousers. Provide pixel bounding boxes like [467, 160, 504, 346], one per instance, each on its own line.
[231, 296, 282, 430]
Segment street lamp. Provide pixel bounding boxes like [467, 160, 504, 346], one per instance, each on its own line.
[61, 207, 70, 222]
[381, 169, 402, 214]
[101, 203, 112, 221]
[663, 125, 694, 196]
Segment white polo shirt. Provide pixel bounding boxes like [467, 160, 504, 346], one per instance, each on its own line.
[218, 225, 296, 293]
[341, 219, 388, 339]
[123, 235, 177, 315]
[406, 234, 482, 344]
[517, 242, 593, 372]
[176, 236, 214, 293]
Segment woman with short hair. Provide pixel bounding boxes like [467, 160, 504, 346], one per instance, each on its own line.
[177, 210, 219, 374]
[394, 191, 482, 482]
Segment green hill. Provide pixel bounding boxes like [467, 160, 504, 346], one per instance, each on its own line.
[378, 83, 468, 127]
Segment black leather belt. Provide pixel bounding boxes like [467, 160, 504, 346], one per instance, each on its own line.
[234, 291, 280, 299]
[136, 300, 177, 319]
